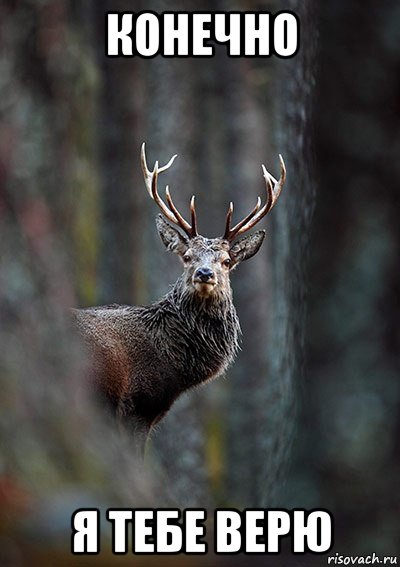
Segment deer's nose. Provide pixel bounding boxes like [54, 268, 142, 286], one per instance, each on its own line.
[195, 267, 214, 282]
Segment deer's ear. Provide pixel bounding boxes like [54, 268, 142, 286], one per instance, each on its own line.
[156, 214, 188, 255]
[230, 230, 265, 264]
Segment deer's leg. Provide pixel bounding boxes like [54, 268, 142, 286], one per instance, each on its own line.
[116, 402, 149, 460]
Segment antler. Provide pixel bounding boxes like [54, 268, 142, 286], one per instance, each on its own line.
[223, 155, 286, 242]
[141, 142, 198, 238]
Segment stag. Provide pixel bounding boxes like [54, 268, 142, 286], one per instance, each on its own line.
[74, 144, 286, 454]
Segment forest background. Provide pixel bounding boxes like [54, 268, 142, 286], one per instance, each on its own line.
[0, 0, 399, 564]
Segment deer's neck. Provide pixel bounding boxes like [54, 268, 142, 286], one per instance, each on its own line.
[152, 277, 240, 386]
[168, 276, 234, 317]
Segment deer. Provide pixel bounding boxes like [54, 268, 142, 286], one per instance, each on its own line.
[73, 143, 286, 455]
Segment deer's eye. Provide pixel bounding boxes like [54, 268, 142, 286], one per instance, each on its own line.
[183, 254, 191, 263]
[223, 258, 231, 268]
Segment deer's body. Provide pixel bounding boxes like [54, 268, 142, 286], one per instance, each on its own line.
[74, 144, 285, 453]
[74, 267, 240, 434]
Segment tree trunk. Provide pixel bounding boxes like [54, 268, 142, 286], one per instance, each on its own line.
[261, 0, 317, 506]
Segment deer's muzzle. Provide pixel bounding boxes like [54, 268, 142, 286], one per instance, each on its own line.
[194, 267, 214, 282]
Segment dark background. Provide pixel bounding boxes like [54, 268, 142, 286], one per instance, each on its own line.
[0, 0, 399, 564]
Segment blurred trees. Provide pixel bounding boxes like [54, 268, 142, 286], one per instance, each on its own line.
[0, 0, 399, 561]
[0, 1, 155, 558]
[303, 0, 400, 554]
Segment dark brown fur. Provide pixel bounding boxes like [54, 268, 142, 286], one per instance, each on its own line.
[73, 215, 266, 452]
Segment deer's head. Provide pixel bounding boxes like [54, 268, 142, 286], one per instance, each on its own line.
[141, 143, 286, 298]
